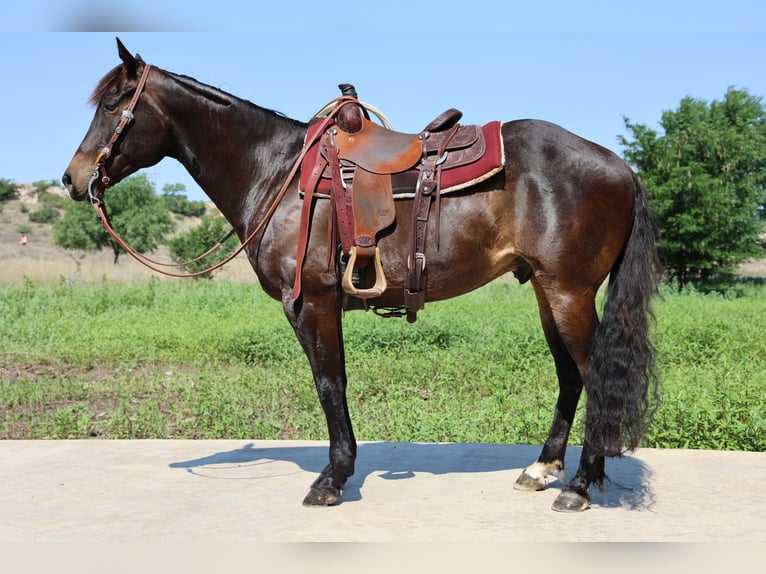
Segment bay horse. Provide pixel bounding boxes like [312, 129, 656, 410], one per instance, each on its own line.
[63, 39, 661, 512]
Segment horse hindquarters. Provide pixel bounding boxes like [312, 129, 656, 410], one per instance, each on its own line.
[514, 174, 660, 511]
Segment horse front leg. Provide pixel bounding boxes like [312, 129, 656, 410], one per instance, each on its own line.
[284, 293, 356, 506]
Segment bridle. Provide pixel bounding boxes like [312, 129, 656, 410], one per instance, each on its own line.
[85, 62, 355, 279]
[87, 64, 153, 204]
[86, 63, 247, 278]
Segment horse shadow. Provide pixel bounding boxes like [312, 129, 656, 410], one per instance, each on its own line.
[168, 442, 656, 511]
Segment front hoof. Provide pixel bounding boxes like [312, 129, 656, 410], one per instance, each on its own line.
[302, 487, 340, 507]
[551, 490, 591, 512]
[513, 470, 547, 491]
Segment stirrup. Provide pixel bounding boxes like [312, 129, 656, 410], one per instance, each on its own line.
[341, 246, 387, 299]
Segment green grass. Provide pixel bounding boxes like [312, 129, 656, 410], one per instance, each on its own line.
[1, 277, 764, 450]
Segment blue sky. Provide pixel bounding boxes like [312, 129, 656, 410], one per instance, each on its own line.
[1, 2, 765, 201]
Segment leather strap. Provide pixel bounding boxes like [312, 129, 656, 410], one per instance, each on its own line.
[326, 131, 356, 255]
[291, 150, 328, 301]
[404, 123, 460, 322]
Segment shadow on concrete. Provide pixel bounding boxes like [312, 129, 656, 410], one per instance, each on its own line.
[169, 442, 655, 511]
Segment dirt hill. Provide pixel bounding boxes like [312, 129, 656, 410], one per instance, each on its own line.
[0, 185, 256, 283]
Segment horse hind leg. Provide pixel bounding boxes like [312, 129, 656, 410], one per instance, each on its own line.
[513, 299, 579, 491]
[513, 280, 584, 491]
[514, 279, 605, 512]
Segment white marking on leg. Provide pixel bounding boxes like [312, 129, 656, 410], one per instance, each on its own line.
[523, 460, 564, 483]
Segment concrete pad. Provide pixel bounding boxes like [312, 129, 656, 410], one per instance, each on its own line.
[1, 440, 764, 542]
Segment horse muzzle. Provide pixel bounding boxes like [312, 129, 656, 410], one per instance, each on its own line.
[62, 165, 107, 202]
[61, 172, 87, 201]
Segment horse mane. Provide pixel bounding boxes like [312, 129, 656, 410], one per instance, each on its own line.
[170, 73, 235, 108]
[87, 62, 307, 131]
[169, 71, 307, 129]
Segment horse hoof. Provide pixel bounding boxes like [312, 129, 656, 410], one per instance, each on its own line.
[551, 490, 590, 512]
[513, 470, 546, 491]
[302, 487, 340, 507]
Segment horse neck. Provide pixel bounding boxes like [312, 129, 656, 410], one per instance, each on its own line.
[157, 71, 307, 232]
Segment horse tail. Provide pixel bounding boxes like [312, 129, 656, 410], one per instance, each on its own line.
[585, 173, 662, 456]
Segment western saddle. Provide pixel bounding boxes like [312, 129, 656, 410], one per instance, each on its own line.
[294, 85, 503, 323]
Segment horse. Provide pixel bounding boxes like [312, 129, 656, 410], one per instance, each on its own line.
[63, 38, 661, 512]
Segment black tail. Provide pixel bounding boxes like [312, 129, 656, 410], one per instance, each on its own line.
[585, 174, 661, 456]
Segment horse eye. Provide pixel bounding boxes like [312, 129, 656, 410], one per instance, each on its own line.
[102, 101, 118, 113]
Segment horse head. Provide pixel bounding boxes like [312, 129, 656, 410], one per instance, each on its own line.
[63, 38, 171, 201]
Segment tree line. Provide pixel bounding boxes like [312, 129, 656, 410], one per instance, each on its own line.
[3, 87, 765, 289]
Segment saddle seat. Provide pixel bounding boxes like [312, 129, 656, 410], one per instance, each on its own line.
[333, 108, 464, 175]
[333, 119, 423, 175]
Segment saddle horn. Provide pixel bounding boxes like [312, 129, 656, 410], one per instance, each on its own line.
[337, 83, 368, 133]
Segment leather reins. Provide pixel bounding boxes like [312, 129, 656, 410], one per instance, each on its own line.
[86, 62, 354, 279]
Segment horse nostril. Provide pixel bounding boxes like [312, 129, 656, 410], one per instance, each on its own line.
[62, 173, 82, 199]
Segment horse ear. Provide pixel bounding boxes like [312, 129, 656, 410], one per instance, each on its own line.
[116, 36, 140, 77]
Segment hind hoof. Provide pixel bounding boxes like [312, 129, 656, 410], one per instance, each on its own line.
[514, 470, 547, 491]
[552, 490, 591, 512]
[302, 487, 340, 507]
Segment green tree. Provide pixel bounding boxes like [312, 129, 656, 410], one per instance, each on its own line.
[28, 205, 60, 224]
[53, 174, 175, 263]
[0, 178, 17, 201]
[38, 190, 69, 209]
[168, 215, 237, 279]
[161, 183, 207, 217]
[621, 87, 766, 289]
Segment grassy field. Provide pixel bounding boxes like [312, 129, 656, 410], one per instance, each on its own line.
[1, 277, 764, 451]
[2, 193, 764, 450]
